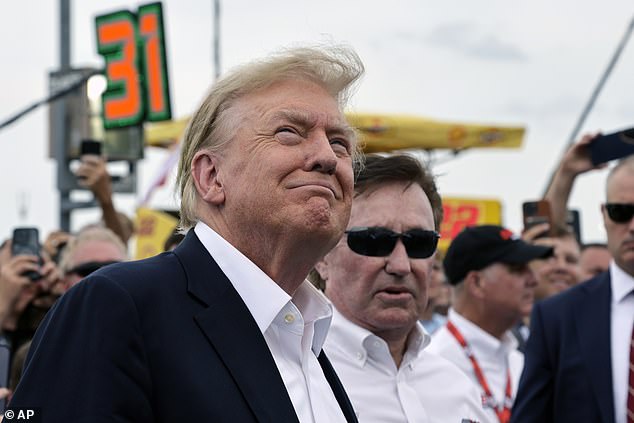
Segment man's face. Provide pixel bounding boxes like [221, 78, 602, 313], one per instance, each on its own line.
[479, 262, 537, 320]
[602, 165, 634, 276]
[214, 78, 355, 254]
[426, 258, 446, 310]
[64, 240, 126, 288]
[320, 182, 436, 337]
[579, 246, 611, 281]
[529, 236, 581, 301]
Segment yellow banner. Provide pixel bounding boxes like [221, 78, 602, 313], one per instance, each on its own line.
[145, 113, 525, 151]
[348, 114, 524, 152]
[145, 117, 190, 147]
[134, 207, 179, 260]
[439, 197, 502, 253]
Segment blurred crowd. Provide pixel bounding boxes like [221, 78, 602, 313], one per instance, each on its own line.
[0, 154, 154, 404]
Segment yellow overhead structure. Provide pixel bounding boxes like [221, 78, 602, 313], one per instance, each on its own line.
[145, 116, 190, 148]
[145, 113, 525, 151]
[348, 113, 524, 152]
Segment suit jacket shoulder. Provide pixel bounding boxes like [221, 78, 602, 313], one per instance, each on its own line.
[511, 272, 613, 423]
[10, 231, 300, 423]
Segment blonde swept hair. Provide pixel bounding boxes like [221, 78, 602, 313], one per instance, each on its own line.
[176, 45, 365, 230]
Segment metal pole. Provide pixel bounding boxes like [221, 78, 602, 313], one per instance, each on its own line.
[58, 0, 72, 230]
[564, 16, 634, 148]
[213, 0, 221, 80]
[60, 0, 71, 70]
[542, 15, 634, 196]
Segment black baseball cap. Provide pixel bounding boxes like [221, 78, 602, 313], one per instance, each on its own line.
[443, 225, 553, 285]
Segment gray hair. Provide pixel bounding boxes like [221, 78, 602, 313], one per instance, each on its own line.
[59, 226, 127, 274]
[176, 45, 365, 230]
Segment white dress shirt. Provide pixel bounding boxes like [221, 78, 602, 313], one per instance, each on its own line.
[610, 261, 634, 423]
[324, 309, 492, 423]
[194, 222, 347, 423]
[427, 308, 524, 423]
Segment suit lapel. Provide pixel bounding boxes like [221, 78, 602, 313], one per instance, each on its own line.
[573, 273, 614, 423]
[175, 231, 299, 423]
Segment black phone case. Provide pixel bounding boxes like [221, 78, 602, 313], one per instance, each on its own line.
[589, 128, 634, 165]
[11, 228, 42, 281]
[80, 139, 102, 156]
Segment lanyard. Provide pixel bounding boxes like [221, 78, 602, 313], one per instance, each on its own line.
[446, 321, 512, 423]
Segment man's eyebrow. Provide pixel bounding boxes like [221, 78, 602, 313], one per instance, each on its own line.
[268, 110, 354, 136]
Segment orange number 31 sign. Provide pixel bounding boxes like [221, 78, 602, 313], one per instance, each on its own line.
[95, 3, 171, 129]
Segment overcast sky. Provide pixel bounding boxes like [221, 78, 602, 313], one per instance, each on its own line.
[1, 0, 633, 243]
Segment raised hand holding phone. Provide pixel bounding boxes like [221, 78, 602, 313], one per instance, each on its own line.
[589, 127, 634, 165]
[10, 228, 42, 282]
[522, 200, 555, 237]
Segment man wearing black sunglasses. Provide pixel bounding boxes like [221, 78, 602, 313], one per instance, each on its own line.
[512, 155, 634, 423]
[316, 154, 490, 422]
[58, 226, 127, 290]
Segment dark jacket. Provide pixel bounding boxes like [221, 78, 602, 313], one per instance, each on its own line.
[10, 230, 357, 422]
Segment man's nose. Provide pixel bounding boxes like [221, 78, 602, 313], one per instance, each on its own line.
[306, 133, 338, 175]
[385, 240, 412, 276]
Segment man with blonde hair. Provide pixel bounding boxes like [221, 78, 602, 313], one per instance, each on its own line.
[11, 45, 363, 422]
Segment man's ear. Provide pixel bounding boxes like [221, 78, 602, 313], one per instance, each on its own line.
[314, 260, 329, 282]
[191, 150, 225, 205]
[465, 270, 486, 300]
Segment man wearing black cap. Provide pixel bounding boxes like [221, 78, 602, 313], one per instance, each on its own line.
[427, 225, 552, 423]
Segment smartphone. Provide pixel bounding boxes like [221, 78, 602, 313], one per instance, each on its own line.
[522, 200, 555, 236]
[566, 209, 581, 243]
[80, 139, 102, 157]
[11, 227, 42, 281]
[589, 127, 634, 166]
[0, 342, 9, 412]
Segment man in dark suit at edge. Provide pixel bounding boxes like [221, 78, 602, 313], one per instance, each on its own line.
[10, 45, 364, 423]
[511, 155, 634, 423]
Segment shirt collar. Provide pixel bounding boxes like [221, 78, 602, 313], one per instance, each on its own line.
[194, 222, 333, 354]
[610, 260, 634, 304]
[448, 308, 517, 356]
[327, 308, 431, 365]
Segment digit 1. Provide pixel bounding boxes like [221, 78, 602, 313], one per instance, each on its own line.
[138, 3, 172, 122]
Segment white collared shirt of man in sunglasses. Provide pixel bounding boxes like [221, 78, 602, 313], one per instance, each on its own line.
[59, 226, 127, 290]
[315, 154, 491, 423]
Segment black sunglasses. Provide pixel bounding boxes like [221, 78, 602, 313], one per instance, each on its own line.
[345, 227, 440, 259]
[67, 260, 120, 277]
[605, 203, 634, 223]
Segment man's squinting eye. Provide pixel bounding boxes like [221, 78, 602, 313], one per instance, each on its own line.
[330, 137, 351, 153]
[276, 126, 298, 134]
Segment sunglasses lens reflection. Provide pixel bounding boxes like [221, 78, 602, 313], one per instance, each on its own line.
[346, 227, 438, 259]
[606, 204, 634, 223]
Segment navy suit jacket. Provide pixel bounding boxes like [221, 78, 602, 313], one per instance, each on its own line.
[10, 231, 358, 423]
[511, 272, 614, 423]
